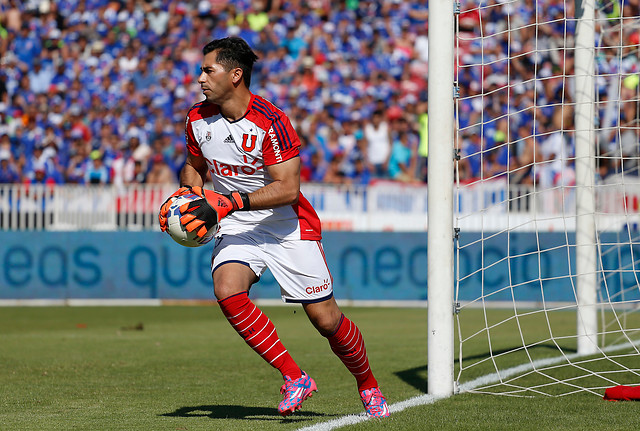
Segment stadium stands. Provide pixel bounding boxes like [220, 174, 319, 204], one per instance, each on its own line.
[0, 0, 637, 187]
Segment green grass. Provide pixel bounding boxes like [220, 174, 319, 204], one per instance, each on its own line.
[0, 306, 639, 431]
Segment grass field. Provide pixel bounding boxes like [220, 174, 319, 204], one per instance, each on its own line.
[1, 305, 640, 431]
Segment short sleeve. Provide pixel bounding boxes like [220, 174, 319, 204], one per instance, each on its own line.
[185, 114, 202, 157]
[262, 113, 300, 165]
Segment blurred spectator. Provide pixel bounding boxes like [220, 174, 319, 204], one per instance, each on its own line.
[536, 108, 575, 188]
[148, 1, 169, 36]
[24, 142, 62, 185]
[26, 163, 56, 185]
[132, 159, 147, 184]
[66, 138, 90, 184]
[0, 149, 20, 183]
[84, 150, 109, 185]
[132, 58, 158, 90]
[129, 135, 152, 169]
[364, 110, 392, 177]
[247, 1, 270, 32]
[510, 129, 539, 186]
[4, 0, 22, 33]
[68, 104, 91, 143]
[348, 156, 373, 185]
[27, 59, 53, 94]
[460, 128, 482, 181]
[388, 129, 418, 182]
[12, 23, 40, 67]
[614, 119, 640, 174]
[415, 100, 428, 181]
[322, 150, 348, 184]
[110, 139, 136, 188]
[145, 154, 176, 184]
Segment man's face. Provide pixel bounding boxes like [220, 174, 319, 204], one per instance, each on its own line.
[198, 51, 236, 104]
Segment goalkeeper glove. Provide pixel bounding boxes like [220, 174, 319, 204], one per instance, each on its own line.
[179, 187, 250, 239]
[158, 186, 193, 232]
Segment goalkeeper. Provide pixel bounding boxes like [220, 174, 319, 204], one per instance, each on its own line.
[158, 37, 389, 418]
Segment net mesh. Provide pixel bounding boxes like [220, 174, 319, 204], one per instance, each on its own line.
[454, 0, 640, 396]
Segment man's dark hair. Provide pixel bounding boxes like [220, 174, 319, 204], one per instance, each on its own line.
[203, 37, 258, 88]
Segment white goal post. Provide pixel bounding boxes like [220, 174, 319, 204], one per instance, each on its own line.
[574, 0, 598, 356]
[427, 0, 456, 398]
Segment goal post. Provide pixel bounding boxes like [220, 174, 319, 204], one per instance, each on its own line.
[427, 0, 456, 397]
[574, 0, 599, 356]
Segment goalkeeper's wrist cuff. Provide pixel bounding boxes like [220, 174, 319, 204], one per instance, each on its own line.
[238, 191, 251, 211]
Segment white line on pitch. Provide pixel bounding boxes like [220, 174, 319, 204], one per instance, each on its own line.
[297, 340, 639, 431]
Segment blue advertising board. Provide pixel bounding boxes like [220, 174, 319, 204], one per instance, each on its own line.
[0, 232, 427, 301]
[0, 231, 638, 302]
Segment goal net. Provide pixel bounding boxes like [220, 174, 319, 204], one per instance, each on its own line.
[454, 0, 640, 396]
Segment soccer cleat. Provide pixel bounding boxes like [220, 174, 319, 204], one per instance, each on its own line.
[360, 387, 390, 418]
[278, 371, 318, 416]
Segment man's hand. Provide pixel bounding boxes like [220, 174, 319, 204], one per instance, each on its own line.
[179, 187, 250, 239]
[158, 186, 193, 232]
[188, 186, 249, 214]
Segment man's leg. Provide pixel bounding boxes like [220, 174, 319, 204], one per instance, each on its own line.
[214, 262, 301, 379]
[303, 297, 378, 390]
[303, 297, 390, 417]
[214, 262, 316, 416]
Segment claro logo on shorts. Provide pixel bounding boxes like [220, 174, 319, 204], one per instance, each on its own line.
[306, 279, 330, 294]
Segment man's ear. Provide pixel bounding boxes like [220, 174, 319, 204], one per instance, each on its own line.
[231, 68, 244, 86]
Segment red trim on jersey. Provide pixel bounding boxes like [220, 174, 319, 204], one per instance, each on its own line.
[185, 102, 219, 157]
[244, 95, 273, 132]
[261, 124, 300, 165]
[293, 193, 322, 240]
[185, 121, 201, 157]
[248, 95, 301, 166]
[188, 101, 219, 121]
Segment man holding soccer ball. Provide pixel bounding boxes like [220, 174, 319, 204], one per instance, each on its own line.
[158, 37, 389, 418]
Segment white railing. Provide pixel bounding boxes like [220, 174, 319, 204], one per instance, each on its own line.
[0, 184, 175, 231]
[1, 180, 639, 232]
[458, 177, 640, 215]
[0, 183, 428, 232]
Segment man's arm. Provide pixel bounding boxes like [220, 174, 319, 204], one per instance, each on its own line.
[180, 151, 208, 187]
[176, 156, 302, 238]
[245, 156, 300, 210]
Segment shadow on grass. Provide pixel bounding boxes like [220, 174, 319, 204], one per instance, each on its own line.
[395, 343, 578, 393]
[161, 404, 333, 422]
[462, 343, 578, 363]
[395, 365, 427, 393]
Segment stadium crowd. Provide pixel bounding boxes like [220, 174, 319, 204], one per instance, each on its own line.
[0, 0, 638, 188]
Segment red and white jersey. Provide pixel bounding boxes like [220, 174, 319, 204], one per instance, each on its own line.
[185, 93, 321, 241]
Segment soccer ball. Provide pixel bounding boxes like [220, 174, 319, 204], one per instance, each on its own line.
[165, 194, 217, 247]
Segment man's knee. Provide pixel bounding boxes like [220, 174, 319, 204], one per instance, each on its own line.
[213, 282, 238, 301]
[303, 298, 343, 336]
[212, 262, 256, 300]
[314, 314, 342, 337]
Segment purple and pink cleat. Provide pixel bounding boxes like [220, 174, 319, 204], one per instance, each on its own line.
[278, 371, 318, 416]
[360, 387, 390, 417]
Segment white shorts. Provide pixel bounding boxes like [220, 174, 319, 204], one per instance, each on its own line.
[211, 232, 333, 303]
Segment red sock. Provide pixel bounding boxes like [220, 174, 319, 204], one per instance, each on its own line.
[327, 314, 378, 391]
[218, 291, 301, 380]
